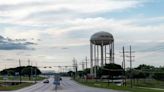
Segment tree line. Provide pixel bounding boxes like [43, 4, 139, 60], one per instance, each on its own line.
[0, 66, 41, 80]
[127, 64, 164, 81]
[68, 64, 164, 81]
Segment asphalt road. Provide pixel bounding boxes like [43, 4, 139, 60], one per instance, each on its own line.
[2, 77, 124, 92]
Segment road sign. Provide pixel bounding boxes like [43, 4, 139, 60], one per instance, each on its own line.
[53, 81, 60, 85]
[53, 75, 61, 85]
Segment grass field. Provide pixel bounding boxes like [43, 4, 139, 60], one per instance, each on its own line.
[75, 79, 164, 92]
[0, 76, 45, 81]
[0, 83, 33, 91]
[0, 75, 45, 91]
[126, 79, 164, 89]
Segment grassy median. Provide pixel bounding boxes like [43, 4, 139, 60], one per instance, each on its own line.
[0, 83, 33, 91]
[0, 76, 45, 91]
[126, 79, 164, 89]
[0, 76, 45, 81]
[74, 79, 164, 92]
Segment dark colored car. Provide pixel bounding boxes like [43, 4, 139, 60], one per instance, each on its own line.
[43, 79, 49, 83]
[60, 77, 62, 81]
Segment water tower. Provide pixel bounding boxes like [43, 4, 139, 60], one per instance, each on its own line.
[90, 31, 114, 76]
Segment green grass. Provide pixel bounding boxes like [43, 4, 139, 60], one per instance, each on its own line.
[75, 79, 164, 92]
[126, 79, 164, 89]
[0, 83, 33, 91]
[0, 76, 45, 81]
[0, 76, 45, 91]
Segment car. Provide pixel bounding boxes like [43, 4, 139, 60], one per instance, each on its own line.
[60, 77, 62, 81]
[43, 79, 49, 83]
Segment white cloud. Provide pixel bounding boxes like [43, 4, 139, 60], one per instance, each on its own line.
[0, 0, 143, 25]
[2, 15, 164, 49]
[2, 28, 41, 40]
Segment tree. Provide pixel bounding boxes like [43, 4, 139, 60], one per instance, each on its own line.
[67, 71, 75, 77]
[83, 68, 90, 75]
[153, 73, 164, 81]
[0, 66, 41, 79]
[152, 67, 164, 81]
[77, 71, 84, 78]
[0, 70, 8, 75]
[135, 64, 155, 70]
[8, 70, 14, 76]
[135, 64, 155, 78]
[95, 64, 123, 79]
[103, 63, 123, 77]
[21, 67, 32, 80]
[96, 67, 103, 78]
[21, 66, 41, 80]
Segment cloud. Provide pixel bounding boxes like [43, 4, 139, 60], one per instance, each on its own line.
[2, 28, 41, 40]
[135, 42, 164, 52]
[0, 35, 36, 50]
[61, 47, 69, 50]
[0, 0, 143, 26]
[3, 58, 16, 61]
[50, 46, 69, 50]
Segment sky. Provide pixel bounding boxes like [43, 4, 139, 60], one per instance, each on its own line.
[0, 0, 164, 71]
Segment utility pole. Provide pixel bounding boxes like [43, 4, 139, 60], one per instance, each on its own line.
[126, 46, 135, 88]
[28, 59, 30, 66]
[30, 60, 33, 80]
[73, 58, 78, 79]
[120, 46, 126, 86]
[81, 61, 85, 71]
[19, 59, 22, 83]
[34, 62, 37, 83]
[129, 46, 133, 88]
[120, 46, 135, 87]
[85, 56, 88, 69]
[121, 46, 126, 86]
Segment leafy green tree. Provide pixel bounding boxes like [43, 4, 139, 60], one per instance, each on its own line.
[21, 67, 32, 80]
[0, 70, 8, 75]
[67, 71, 75, 77]
[21, 66, 41, 80]
[135, 64, 155, 70]
[95, 66, 102, 78]
[0, 66, 41, 81]
[131, 70, 147, 79]
[103, 63, 123, 76]
[8, 70, 14, 76]
[96, 64, 123, 79]
[77, 71, 84, 78]
[83, 68, 90, 75]
[135, 64, 155, 78]
[153, 73, 164, 81]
